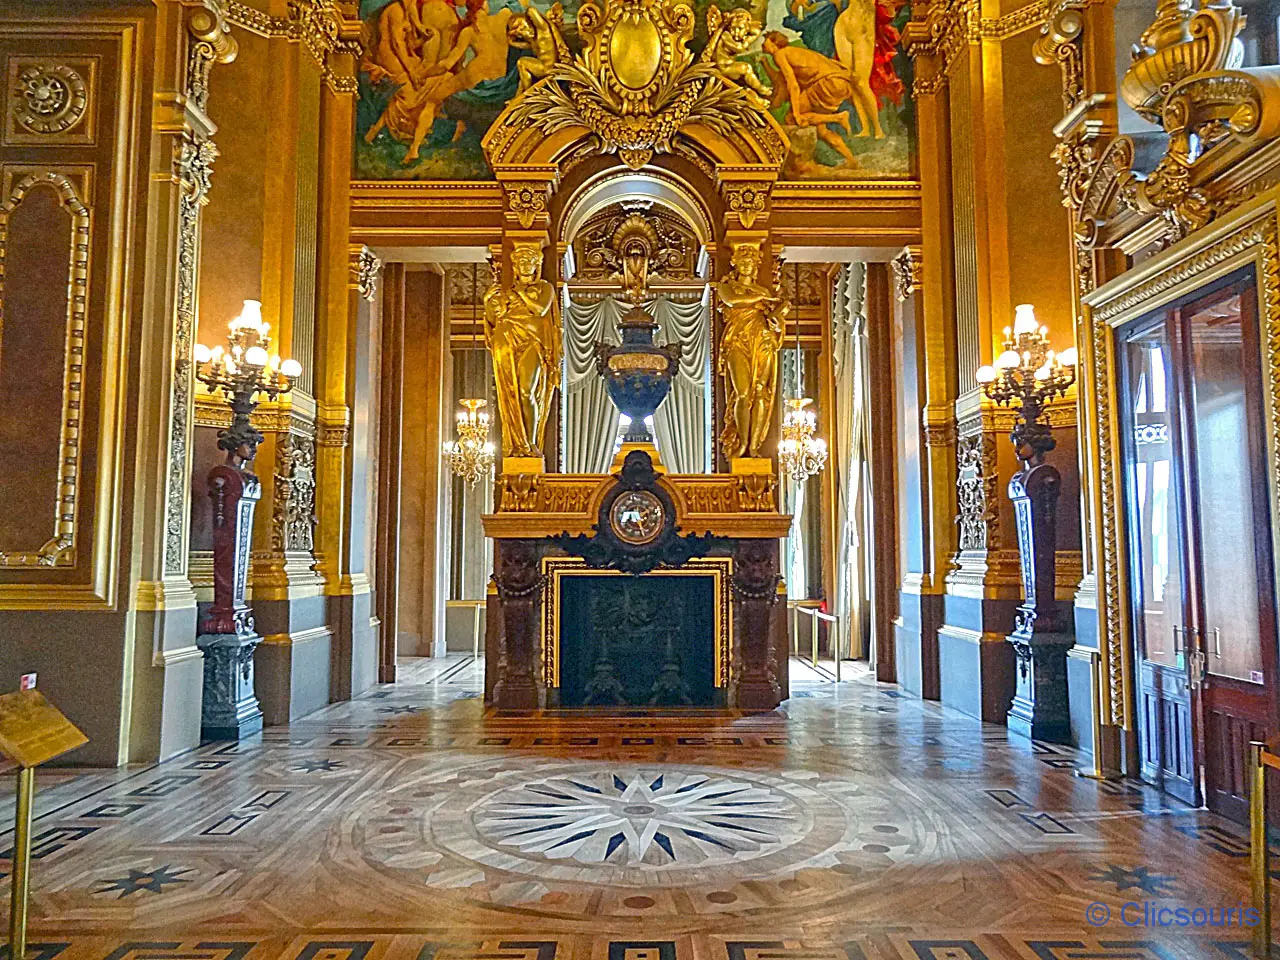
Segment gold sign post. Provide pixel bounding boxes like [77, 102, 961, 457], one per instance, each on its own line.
[0, 689, 87, 957]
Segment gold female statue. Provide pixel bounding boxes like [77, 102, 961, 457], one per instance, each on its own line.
[717, 241, 789, 461]
[484, 242, 561, 460]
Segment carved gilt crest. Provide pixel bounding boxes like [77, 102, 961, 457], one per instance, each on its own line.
[499, 0, 774, 168]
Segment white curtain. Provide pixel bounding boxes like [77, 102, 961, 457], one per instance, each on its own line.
[562, 295, 624, 474]
[650, 293, 710, 474]
[562, 293, 710, 474]
[832, 264, 871, 662]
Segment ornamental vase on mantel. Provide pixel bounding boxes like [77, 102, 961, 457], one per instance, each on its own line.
[594, 302, 681, 444]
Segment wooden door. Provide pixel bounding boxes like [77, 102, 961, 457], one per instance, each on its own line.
[1120, 318, 1198, 804]
[1177, 276, 1280, 821]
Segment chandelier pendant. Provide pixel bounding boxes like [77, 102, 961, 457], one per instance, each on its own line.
[779, 397, 827, 482]
[445, 398, 496, 486]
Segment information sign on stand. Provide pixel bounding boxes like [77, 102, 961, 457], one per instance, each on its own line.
[0, 690, 87, 958]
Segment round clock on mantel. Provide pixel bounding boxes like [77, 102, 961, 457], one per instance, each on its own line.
[609, 489, 665, 546]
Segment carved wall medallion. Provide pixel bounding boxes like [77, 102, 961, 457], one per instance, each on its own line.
[5, 58, 96, 145]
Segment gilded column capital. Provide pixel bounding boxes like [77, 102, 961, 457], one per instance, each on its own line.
[349, 244, 382, 301]
[716, 167, 777, 230]
[494, 166, 559, 230]
[891, 245, 923, 301]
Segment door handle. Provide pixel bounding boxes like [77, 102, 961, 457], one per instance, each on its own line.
[1190, 649, 1207, 690]
[1213, 626, 1222, 658]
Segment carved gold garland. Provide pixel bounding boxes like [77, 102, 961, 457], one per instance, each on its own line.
[162, 6, 236, 577]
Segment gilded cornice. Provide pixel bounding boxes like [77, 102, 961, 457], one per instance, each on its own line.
[223, 0, 362, 93]
[906, 0, 1052, 91]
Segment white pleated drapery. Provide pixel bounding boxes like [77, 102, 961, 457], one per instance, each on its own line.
[831, 263, 872, 664]
[561, 293, 711, 474]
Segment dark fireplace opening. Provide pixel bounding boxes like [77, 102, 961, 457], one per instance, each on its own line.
[558, 573, 717, 707]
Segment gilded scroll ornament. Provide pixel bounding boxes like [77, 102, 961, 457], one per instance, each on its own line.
[1120, 0, 1245, 124]
[496, 0, 776, 169]
[717, 241, 788, 461]
[503, 180, 552, 229]
[484, 242, 561, 459]
[10, 62, 89, 138]
[721, 181, 770, 229]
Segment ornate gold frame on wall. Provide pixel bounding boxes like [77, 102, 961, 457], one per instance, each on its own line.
[540, 556, 733, 690]
[1082, 191, 1280, 729]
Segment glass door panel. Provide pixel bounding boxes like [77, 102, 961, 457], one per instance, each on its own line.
[1184, 291, 1266, 684]
[1124, 328, 1184, 670]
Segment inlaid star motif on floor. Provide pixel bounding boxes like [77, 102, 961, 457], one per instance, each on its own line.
[475, 769, 801, 866]
[292, 759, 344, 772]
[377, 706, 419, 714]
[95, 865, 191, 898]
[1086, 863, 1177, 894]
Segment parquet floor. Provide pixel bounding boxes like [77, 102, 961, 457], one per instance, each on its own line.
[0, 655, 1269, 960]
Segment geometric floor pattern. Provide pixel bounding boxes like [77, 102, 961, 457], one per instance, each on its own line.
[0, 655, 1269, 959]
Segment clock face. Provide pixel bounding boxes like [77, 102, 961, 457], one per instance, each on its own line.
[610, 490, 665, 545]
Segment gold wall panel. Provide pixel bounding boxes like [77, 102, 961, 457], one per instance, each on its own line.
[0, 23, 140, 609]
[0, 168, 91, 568]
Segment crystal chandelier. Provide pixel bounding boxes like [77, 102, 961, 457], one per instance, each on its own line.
[777, 264, 827, 482]
[443, 265, 495, 485]
[779, 397, 828, 481]
[975, 303, 1078, 464]
[193, 300, 302, 459]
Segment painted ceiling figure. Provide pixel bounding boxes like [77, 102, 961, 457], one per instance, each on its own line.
[483, 242, 561, 458]
[717, 242, 789, 461]
[761, 32, 859, 164]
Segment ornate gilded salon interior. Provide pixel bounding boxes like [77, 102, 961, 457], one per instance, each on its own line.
[8, 0, 1280, 952]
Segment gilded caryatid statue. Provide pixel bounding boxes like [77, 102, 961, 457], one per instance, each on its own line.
[484, 242, 561, 462]
[717, 241, 789, 462]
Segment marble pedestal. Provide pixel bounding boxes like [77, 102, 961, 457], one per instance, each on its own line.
[196, 631, 264, 741]
[1007, 633, 1073, 743]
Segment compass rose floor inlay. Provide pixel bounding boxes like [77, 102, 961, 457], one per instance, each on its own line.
[0, 655, 1268, 960]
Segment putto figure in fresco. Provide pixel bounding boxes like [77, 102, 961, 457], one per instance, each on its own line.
[484, 242, 562, 459]
[703, 5, 774, 109]
[717, 242, 789, 461]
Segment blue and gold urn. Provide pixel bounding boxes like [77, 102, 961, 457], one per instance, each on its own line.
[594, 303, 682, 444]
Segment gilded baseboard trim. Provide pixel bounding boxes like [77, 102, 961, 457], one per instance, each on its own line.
[260, 625, 333, 647]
